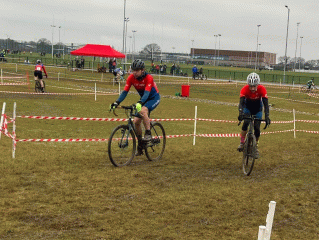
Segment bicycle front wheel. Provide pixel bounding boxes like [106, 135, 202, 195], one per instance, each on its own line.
[242, 134, 256, 176]
[145, 122, 166, 161]
[108, 125, 136, 167]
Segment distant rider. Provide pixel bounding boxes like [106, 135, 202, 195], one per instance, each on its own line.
[110, 59, 161, 156]
[307, 78, 315, 90]
[237, 72, 271, 158]
[34, 59, 47, 92]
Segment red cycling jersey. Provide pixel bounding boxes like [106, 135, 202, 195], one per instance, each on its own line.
[124, 73, 159, 98]
[240, 84, 267, 100]
[34, 64, 47, 75]
[240, 85, 268, 113]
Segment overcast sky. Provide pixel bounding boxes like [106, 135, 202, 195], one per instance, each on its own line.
[1, 0, 319, 62]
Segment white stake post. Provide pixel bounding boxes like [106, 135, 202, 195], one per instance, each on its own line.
[258, 226, 266, 240]
[292, 109, 296, 138]
[193, 106, 197, 145]
[58, 72, 60, 81]
[16, 63, 18, 73]
[264, 201, 276, 240]
[0, 102, 6, 140]
[12, 102, 16, 159]
[1, 69, 3, 84]
[118, 81, 121, 95]
[94, 83, 97, 101]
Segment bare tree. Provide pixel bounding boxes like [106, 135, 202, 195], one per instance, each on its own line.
[141, 43, 161, 60]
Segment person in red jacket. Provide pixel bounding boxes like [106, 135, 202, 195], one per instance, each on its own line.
[34, 59, 48, 92]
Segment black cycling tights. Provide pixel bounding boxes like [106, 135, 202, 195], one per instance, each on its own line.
[242, 120, 261, 139]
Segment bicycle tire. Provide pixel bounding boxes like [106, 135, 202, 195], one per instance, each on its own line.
[35, 80, 46, 93]
[145, 122, 166, 161]
[35, 81, 41, 93]
[242, 133, 256, 176]
[108, 125, 136, 167]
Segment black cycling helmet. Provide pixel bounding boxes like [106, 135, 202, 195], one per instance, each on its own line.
[131, 59, 145, 70]
[36, 59, 41, 64]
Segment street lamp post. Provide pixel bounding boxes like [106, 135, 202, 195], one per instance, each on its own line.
[258, 43, 261, 69]
[50, 25, 56, 59]
[255, 25, 261, 70]
[132, 30, 137, 61]
[217, 34, 221, 66]
[191, 39, 194, 61]
[299, 36, 303, 70]
[283, 5, 290, 83]
[293, 22, 301, 72]
[124, 17, 129, 65]
[58, 26, 61, 57]
[214, 35, 218, 66]
[6, 35, 9, 51]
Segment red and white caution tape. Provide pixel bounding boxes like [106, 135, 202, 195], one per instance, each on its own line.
[0, 91, 117, 96]
[198, 118, 238, 123]
[296, 119, 319, 123]
[0, 82, 29, 85]
[197, 133, 240, 137]
[308, 93, 319, 99]
[261, 129, 294, 135]
[296, 130, 319, 134]
[19, 115, 128, 122]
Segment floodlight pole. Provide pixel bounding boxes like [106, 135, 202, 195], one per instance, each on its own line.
[214, 35, 218, 66]
[191, 40, 194, 61]
[255, 25, 261, 71]
[283, 5, 290, 83]
[122, 0, 126, 67]
[132, 30, 137, 61]
[217, 34, 221, 66]
[299, 36, 303, 70]
[51, 25, 56, 59]
[293, 22, 301, 72]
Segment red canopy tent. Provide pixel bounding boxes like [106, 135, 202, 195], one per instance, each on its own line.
[70, 44, 125, 58]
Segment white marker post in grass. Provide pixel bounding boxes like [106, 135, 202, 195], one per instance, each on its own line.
[12, 102, 16, 159]
[95, 83, 97, 101]
[16, 63, 18, 73]
[193, 106, 197, 145]
[58, 72, 60, 81]
[118, 81, 121, 95]
[258, 201, 276, 240]
[292, 109, 296, 138]
[0, 102, 6, 140]
[258, 226, 266, 240]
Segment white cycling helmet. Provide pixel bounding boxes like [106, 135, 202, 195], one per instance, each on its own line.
[247, 72, 260, 86]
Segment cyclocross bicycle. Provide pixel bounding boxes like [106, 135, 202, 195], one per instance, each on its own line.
[108, 105, 166, 167]
[238, 116, 266, 176]
[35, 79, 46, 93]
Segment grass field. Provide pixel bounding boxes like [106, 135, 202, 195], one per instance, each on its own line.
[0, 62, 319, 239]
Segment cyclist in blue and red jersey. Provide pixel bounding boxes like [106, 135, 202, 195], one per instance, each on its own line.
[34, 59, 48, 92]
[237, 72, 271, 158]
[110, 59, 160, 156]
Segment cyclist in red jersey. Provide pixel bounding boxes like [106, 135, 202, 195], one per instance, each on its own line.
[34, 59, 48, 92]
[237, 72, 271, 158]
[110, 59, 160, 156]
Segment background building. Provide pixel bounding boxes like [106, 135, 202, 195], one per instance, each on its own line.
[191, 48, 276, 68]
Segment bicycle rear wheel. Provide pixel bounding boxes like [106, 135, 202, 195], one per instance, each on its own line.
[145, 122, 166, 161]
[35, 81, 41, 93]
[108, 125, 136, 167]
[242, 134, 256, 176]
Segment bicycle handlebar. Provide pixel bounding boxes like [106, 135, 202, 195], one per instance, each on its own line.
[110, 105, 136, 117]
[238, 117, 268, 129]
